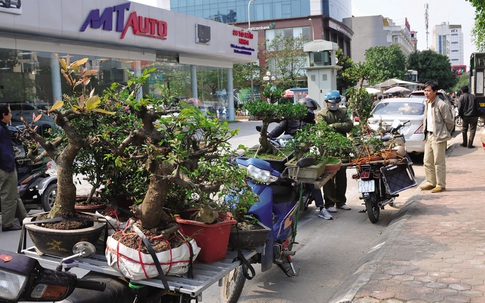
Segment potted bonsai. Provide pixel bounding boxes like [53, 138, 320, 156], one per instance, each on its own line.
[286, 120, 355, 178]
[86, 69, 260, 264]
[242, 100, 308, 157]
[19, 54, 116, 257]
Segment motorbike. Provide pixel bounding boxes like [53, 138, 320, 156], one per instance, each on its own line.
[8, 125, 57, 212]
[352, 120, 417, 223]
[16, 157, 57, 211]
[0, 241, 181, 303]
[220, 151, 317, 302]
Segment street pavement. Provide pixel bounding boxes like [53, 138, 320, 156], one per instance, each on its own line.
[332, 132, 485, 303]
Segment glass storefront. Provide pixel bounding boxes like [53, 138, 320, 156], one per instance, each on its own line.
[0, 49, 231, 112]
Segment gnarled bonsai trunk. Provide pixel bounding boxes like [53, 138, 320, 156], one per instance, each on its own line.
[48, 143, 81, 218]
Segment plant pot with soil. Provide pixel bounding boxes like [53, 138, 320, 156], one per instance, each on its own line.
[23, 212, 107, 257]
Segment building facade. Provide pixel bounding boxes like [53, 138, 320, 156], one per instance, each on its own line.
[343, 15, 417, 63]
[165, 0, 353, 69]
[0, 0, 256, 120]
[432, 22, 464, 66]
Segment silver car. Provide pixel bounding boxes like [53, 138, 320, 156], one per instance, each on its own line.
[368, 98, 425, 154]
[0, 0, 21, 9]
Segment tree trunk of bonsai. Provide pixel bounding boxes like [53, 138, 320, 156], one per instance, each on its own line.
[134, 174, 172, 229]
[48, 143, 81, 218]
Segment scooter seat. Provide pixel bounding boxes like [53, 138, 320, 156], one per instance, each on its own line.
[59, 272, 135, 303]
[271, 184, 296, 204]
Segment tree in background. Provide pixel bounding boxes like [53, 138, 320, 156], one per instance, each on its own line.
[466, 0, 484, 51]
[343, 62, 374, 133]
[407, 50, 457, 90]
[262, 34, 310, 89]
[364, 45, 406, 85]
[452, 72, 470, 94]
[336, 49, 357, 93]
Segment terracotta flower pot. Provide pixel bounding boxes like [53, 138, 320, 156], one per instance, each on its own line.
[175, 211, 236, 264]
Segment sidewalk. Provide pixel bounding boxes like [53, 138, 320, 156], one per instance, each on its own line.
[337, 132, 485, 303]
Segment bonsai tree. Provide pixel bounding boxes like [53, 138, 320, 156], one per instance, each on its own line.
[243, 100, 308, 155]
[291, 120, 354, 162]
[20, 54, 114, 219]
[89, 69, 258, 229]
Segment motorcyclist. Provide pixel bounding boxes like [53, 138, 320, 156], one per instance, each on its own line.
[265, 98, 333, 220]
[316, 90, 353, 214]
[266, 98, 318, 139]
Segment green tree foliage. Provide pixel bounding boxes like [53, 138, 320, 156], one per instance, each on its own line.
[364, 45, 406, 84]
[407, 50, 457, 90]
[452, 72, 470, 93]
[466, 0, 484, 51]
[263, 34, 310, 88]
[336, 48, 357, 93]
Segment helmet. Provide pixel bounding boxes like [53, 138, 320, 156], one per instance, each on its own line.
[298, 97, 320, 110]
[324, 90, 341, 104]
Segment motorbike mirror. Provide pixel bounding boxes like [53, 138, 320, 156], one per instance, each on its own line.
[56, 242, 96, 271]
[391, 119, 401, 129]
[0, 249, 77, 302]
[72, 241, 96, 258]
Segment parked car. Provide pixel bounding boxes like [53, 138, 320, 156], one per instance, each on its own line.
[9, 102, 55, 137]
[368, 98, 425, 155]
[0, 0, 21, 9]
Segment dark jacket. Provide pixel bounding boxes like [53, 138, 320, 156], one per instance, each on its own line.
[458, 92, 480, 117]
[268, 111, 315, 139]
[0, 121, 15, 173]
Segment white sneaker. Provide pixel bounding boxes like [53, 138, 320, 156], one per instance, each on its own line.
[318, 208, 333, 220]
[326, 206, 337, 213]
[338, 204, 351, 210]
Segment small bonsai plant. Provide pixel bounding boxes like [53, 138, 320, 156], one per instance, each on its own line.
[243, 100, 308, 155]
[291, 120, 354, 162]
[20, 54, 114, 219]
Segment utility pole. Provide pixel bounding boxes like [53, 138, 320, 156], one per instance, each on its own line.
[248, 0, 256, 101]
[425, 3, 429, 49]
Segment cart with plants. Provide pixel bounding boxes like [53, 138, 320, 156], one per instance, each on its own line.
[16, 54, 262, 303]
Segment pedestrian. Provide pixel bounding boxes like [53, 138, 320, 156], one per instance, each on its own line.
[0, 103, 28, 231]
[419, 81, 455, 193]
[267, 98, 334, 220]
[316, 90, 353, 213]
[457, 85, 480, 148]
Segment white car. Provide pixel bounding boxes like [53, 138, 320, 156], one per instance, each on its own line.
[368, 98, 425, 155]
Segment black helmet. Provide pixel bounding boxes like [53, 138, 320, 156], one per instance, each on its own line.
[298, 97, 320, 110]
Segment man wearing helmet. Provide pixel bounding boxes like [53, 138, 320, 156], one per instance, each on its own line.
[316, 90, 353, 214]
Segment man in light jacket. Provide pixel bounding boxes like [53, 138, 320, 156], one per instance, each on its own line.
[420, 81, 455, 193]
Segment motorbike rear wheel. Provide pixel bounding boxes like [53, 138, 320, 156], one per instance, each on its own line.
[365, 193, 380, 223]
[41, 183, 57, 211]
[220, 265, 246, 303]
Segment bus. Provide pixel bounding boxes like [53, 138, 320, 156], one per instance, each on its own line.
[469, 52, 485, 115]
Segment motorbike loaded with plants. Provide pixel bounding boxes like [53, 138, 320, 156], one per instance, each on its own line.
[0, 55, 261, 303]
[348, 119, 417, 223]
[218, 102, 353, 303]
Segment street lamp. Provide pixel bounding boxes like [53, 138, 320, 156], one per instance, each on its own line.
[308, 18, 314, 40]
[248, 0, 256, 101]
[263, 71, 275, 82]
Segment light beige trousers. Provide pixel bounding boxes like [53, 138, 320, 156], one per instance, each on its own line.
[423, 134, 447, 188]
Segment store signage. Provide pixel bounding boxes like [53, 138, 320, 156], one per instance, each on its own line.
[80, 2, 168, 40]
[231, 30, 255, 56]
